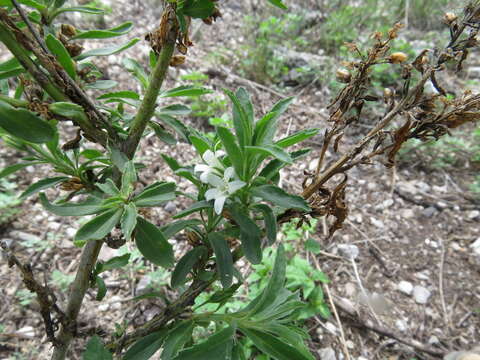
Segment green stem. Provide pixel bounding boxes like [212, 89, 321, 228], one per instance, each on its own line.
[123, 41, 176, 159]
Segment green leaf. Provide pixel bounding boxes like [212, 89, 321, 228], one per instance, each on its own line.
[305, 238, 321, 254]
[276, 129, 319, 148]
[98, 90, 140, 101]
[156, 114, 191, 142]
[53, 0, 67, 8]
[267, 0, 287, 10]
[0, 68, 25, 80]
[121, 203, 137, 241]
[173, 200, 212, 219]
[1, 0, 46, 11]
[72, 21, 133, 40]
[53, 6, 104, 17]
[161, 154, 181, 171]
[85, 80, 118, 90]
[75, 208, 123, 242]
[39, 193, 104, 216]
[160, 85, 212, 98]
[252, 204, 277, 245]
[123, 58, 149, 89]
[123, 331, 167, 360]
[149, 121, 177, 145]
[95, 275, 107, 301]
[133, 182, 175, 207]
[83, 335, 112, 360]
[45, 34, 76, 79]
[217, 126, 244, 179]
[97, 179, 120, 196]
[0, 101, 55, 143]
[254, 97, 294, 145]
[161, 321, 194, 360]
[171, 246, 207, 288]
[173, 326, 235, 360]
[208, 233, 234, 288]
[75, 38, 140, 61]
[189, 135, 210, 155]
[228, 203, 262, 264]
[108, 144, 128, 171]
[49, 102, 88, 122]
[97, 253, 131, 273]
[135, 217, 174, 268]
[121, 161, 137, 196]
[182, 0, 215, 18]
[19, 176, 68, 199]
[239, 327, 313, 360]
[224, 88, 252, 147]
[161, 219, 202, 239]
[0, 162, 41, 179]
[252, 185, 310, 211]
[158, 104, 191, 116]
[245, 145, 292, 163]
[0, 58, 20, 72]
[259, 149, 310, 181]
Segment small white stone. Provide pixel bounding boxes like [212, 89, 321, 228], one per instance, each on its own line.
[470, 238, 480, 256]
[337, 244, 359, 260]
[397, 281, 413, 295]
[98, 303, 109, 312]
[66, 228, 77, 238]
[16, 326, 35, 338]
[468, 210, 480, 220]
[395, 319, 408, 332]
[318, 347, 336, 360]
[324, 322, 338, 335]
[413, 285, 431, 304]
[370, 217, 384, 228]
[401, 208, 415, 219]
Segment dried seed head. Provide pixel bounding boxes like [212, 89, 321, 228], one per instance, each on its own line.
[444, 12, 458, 24]
[169, 55, 186, 67]
[61, 24, 77, 37]
[388, 52, 408, 64]
[336, 68, 351, 83]
[383, 88, 393, 99]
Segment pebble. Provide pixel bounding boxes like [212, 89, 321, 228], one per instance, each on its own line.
[66, 228, 77, 238]
[16, 326, 35, 338]
[413, 285, 431, 304]
[318, 347, 336, 360]
[164, 201, 177, 213]
[135, 275, 152, 296]
[98, 303, 109, 312]
[10, 231, 41, 243]
[337, 244, 359, 260]
[110, 296, 123, 310]
[422, 206, 437, 217]
[470, 238, 480, 256]
[370, 217, 384, 228]
[397, 281, 413, 295]
[468, 210, 480, 220]
[324, 322, 338, 335]
[48, 222, 62, 230]
[395, 319, 408, 332]
[401, 208, 415, 219]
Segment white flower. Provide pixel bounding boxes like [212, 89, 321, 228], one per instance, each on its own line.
[205, 167, 246, 215]
[194, 150, 225, 183]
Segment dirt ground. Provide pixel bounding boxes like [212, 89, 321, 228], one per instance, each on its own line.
[0, 1, 479, 359]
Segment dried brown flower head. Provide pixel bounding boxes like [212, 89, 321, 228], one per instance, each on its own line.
[388, 52, 408, 64]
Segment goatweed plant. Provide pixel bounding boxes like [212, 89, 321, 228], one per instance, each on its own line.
[0, 0, 479, 359]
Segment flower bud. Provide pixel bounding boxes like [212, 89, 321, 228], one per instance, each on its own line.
[336, 68, 351, 83]
[444, 12, 457, 24]
[388, 52, 408, 64]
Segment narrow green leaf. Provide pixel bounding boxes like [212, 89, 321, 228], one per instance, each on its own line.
[83, 335, 112, 360]
[171, 246, 207, 288]
[253, 204, 277, 245]
[49, 102, 88, 123]
[135, 217, 174, 268]
[189, 135, 210, 155]
[19, 176, 68, 199]
[133, 182, 175, 207]
[161, 154, 181, 171]
[173, 326, 235, 360]
[276, 129, 319, 148]
[254, 96, 294, 145]
[45, 34, 76, 79]
[95, 275, 107, 301]
[75, 208, 123, 242]
[161, 321, 195, 360]
[0, 58, 21, 72]
[161, 219, 202, 239]
[96, 179, 120, 196]
[0, 101, 55, 143]
[98, 90, 140, 100]
[217, 126, 244, 179]
[252, 185, 310, 211]
[245, 145, 292, 163]
[121, 203, 137, 241]
[239, 327, 313, 360]
[123, 331, 167, 360]
[267, 0, 287, 10]
[172, 200, 212, 219]
[108, 144, 128, 170]
[54, 6, 104, 16]
[182, 0, 215, 18]
[156, 113, 191, 142]
[121, 161, 137, 196]
[75, 38, 140, 61]
[0, 162, 40, 179]
[1, 0, 46, 11]
[72, 21, 133, 40]
[98, 253, 131, 273]
[259, 149, 311, 181]
[228, 203, 262, 264]
[85, 80, 118, 90]
[158, 104, 191, 116]
[149, 121, 177, 145]
[208, 233, 234, 288]
[0, 68, 25, 80]
[123, 58, 149, 89]
[160, 85, 212, 98]
[39, 193, 104, 216]
[224, 88, 251, 147]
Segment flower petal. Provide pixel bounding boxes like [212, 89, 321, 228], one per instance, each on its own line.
[214, 196, 227, 215]
[227, 180, 246, 194]
[224, 167, 235, 181]
[206, 173, 224, 188]
[205, 188, 222, 201]
[202, 150, 215, 164]
[200, 171, 212, 183]
[194, 164, 210, 173]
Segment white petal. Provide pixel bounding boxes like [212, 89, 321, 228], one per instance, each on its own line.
[214, 150, 225, 158]
[206, 174, 224, 188]
[214, 196, 227, 215]
[194, 164, 210, 173]
[203, 150, 217, 165]
[205, 188, 222, 201]
[224, 167, 235, 181]
[227, 180, 246, 194]
[200, 171, 211, 183]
